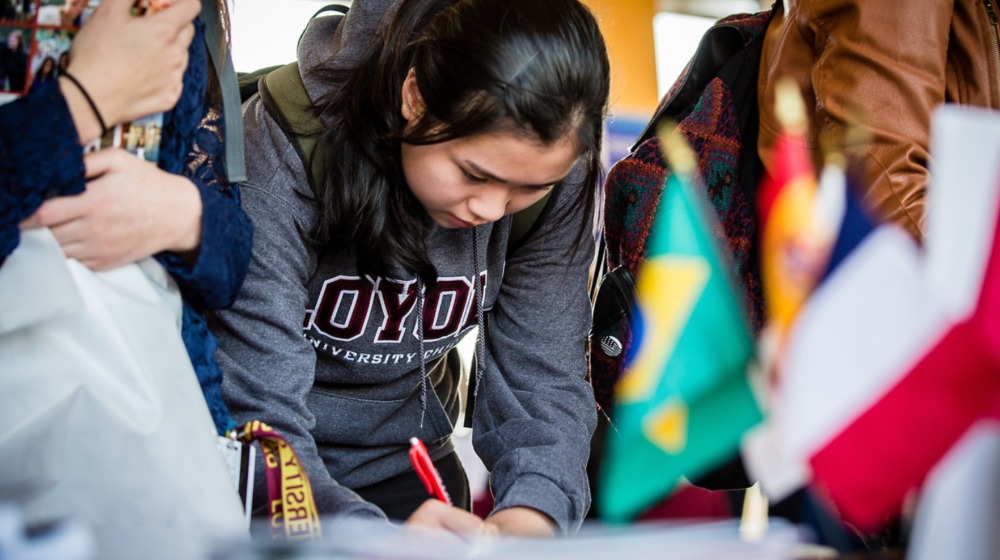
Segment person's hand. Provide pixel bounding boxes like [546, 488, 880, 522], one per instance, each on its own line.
[20, 148, 202, 270]
[485, 506, 557, 537]
[61, 0, 199, 142]
[404, 499, 498, 541]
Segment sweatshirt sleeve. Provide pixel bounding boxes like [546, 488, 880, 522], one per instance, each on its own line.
[0, 82, 85, 260]
[472, 167, 598, 533]
[212, 95, 386, 522]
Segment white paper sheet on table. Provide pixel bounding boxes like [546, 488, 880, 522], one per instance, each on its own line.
[214, 517, 805, 560]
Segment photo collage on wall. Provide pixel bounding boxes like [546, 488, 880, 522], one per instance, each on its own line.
[1, 0, 170, 163]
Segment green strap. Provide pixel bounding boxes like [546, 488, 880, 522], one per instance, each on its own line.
[258, 62, 327, 196]
[508, 191, 552, 252]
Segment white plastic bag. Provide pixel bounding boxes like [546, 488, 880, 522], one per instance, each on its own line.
[0, 229, 247, 559]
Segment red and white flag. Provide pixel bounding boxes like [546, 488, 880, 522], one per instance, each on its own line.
[771, 105, 1000, 532]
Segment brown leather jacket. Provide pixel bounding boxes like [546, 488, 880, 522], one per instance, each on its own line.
[757, 0, 1000, 240]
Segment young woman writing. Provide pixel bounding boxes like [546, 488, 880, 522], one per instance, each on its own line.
[213, 0, 610, 538]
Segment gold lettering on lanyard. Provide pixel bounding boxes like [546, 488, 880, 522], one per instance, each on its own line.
[238, 421, 323, 542]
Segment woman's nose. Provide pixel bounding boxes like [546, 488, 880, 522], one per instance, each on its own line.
[468, 187, 509, 224]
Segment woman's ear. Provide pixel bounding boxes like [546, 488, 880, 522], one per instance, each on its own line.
[401, 67, 425, 123]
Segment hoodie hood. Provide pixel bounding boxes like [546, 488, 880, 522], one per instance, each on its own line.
[297, 0, 399, 105]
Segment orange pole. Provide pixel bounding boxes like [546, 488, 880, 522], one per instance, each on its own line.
[582, 0, 659, 119]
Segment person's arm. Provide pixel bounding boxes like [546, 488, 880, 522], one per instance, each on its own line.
[212, 95, 386, 521]
[6, 0, 200, 260]
[23, 18, 251, 300]
[0, 83, 85, 260]
[155, 162, 251, 310]
[474, 166, 598, 535]
[63, 0, 200, 144]
[153, 23, 252, 311]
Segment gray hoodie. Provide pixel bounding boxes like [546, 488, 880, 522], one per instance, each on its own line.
[213, 2, 597, 533]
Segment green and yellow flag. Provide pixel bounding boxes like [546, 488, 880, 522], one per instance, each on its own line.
[598, 130, 761, 522]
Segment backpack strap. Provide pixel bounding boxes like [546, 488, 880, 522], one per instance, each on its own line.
[507, 191, 552, 254]
[252, 4, 350, 198]
[257, 62, 328, 198]
[237, 64, 283, 103]
[303, 4, 350, 36]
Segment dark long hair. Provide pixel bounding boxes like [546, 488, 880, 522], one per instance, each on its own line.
[36, 56, 56, 81]
[313, 0, 610, 285]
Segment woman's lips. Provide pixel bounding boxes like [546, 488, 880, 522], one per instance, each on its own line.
[448, 214, 476, 228]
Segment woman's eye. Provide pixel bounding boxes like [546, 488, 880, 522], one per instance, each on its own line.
[461, 169, 488, 183]
[525, 183, 556, 193]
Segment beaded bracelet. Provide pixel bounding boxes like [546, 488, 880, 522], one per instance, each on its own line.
[60, 70, 108, 138]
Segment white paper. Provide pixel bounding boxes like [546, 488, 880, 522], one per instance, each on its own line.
[218, 517, 805, 560]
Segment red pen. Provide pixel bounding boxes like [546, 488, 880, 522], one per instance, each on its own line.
[409, 437, 452, 505]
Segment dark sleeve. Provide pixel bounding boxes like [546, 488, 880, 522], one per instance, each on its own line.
[153, 23, 252, 311]
[0, 82, 85, 260]
[155, 129, 253, 311]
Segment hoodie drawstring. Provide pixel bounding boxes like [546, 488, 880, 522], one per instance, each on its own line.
[417, 227, 487, 429]
[416, 282, 428, 428]
[472, 227, 487, 398]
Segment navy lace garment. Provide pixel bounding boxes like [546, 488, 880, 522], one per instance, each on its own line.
[0, 82, 85, 261]
[156, 20, 253, 434]
[0, 20, 252, 435]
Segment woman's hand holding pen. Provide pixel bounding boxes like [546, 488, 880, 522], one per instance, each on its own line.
[404, 502, 556, 539]
[486, 506, 557, 537]
[403, 437, 497, 539]
[401, 438, 554, 539]
[405, 499, 498, 540]
[61, 0, 200, 143]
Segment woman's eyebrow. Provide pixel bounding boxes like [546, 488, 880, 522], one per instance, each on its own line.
[464, 160, 566, 188]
